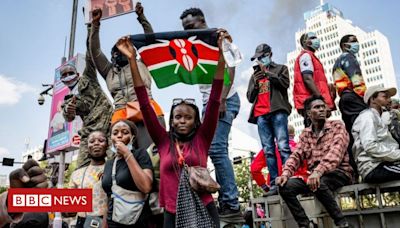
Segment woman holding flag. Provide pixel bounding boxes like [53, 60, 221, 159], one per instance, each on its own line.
[115, 30, 229, 227]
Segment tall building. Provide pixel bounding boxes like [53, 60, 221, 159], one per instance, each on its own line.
[286, 3, 398, 137]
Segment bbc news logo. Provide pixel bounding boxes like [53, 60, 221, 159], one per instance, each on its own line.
[8, 189, 92, 212]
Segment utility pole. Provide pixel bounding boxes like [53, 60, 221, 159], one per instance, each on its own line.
[68, 0, 78, 60]
[53, 0, 78, 227]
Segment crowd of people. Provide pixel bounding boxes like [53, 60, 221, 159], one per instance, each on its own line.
[2, 3, 400, 228]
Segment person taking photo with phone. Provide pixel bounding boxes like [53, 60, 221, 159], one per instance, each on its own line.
[246, 43, 292, 196]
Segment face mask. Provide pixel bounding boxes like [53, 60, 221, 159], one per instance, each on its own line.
[111, 138, 134, 153]
[112, 53, 129, 69]
[61, 74, 79, 88]
[309, 38, 320, 51]
[345, 42, 360, 54]
[260, 56, 271, 67]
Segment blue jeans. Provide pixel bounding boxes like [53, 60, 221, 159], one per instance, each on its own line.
[257, 111, 291, 187]
[203, 92, 240, 210]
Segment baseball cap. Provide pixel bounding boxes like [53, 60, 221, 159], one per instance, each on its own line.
[250, 44, 271, 61]
[364, 85, 397, 104]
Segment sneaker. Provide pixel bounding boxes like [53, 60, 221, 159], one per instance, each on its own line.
[263, 186, 278, 197]
[218, 204, 241, 218]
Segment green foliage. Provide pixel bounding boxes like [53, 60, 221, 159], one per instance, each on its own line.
[0, 186, 7, 194]
[63, 160, 77, 187]
[233, 158, 264, 204]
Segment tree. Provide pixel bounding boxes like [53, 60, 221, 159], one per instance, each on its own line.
[234, 158, 264, 205]
[0, 186, 7, 194]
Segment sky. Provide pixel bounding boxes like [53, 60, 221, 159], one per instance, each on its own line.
[0, 0, 399, 176]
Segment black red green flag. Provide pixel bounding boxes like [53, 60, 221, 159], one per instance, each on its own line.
[129, 29, 230, 88]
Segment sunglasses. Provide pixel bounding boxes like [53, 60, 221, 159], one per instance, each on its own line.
[172, 98, 196, 106]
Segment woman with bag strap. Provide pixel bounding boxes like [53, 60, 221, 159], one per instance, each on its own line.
[115, 30, 231, 228]
[101, 120, 154, 227]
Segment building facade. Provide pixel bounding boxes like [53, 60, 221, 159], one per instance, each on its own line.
[286, 3, 398, 136]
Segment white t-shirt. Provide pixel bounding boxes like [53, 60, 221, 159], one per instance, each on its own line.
[299, 53, 314, 74]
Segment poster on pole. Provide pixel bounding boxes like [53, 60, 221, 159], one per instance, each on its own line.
[46, 54, 84, 155]
[84, 0, 138, 24]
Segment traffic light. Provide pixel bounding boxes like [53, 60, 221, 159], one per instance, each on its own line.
[2, 158, 14, 166]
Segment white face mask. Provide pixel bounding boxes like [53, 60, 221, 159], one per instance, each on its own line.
[111, 137, 134, 153]
[61, 74, 79, 88]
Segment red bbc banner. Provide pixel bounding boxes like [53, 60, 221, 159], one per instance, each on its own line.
[7, 188, 92, 212]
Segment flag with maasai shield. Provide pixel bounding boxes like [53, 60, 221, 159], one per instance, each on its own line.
[129, 29, 230, 88]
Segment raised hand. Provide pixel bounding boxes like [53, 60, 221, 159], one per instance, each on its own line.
[92, 8, 102, 25]
[9, 159, 48, 188]
[116, 36, 136, 60]
[135, 2, 143, 16]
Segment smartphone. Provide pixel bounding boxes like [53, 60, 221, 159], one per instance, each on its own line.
[253, 65, 261, 72]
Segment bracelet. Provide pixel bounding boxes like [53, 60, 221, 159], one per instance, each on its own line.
[125, 153, 133, 162]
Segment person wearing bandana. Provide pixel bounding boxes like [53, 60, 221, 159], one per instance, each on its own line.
[60, 24, 113, 169]
[293, 32, 336, 126]
[247, 43, 292, 196]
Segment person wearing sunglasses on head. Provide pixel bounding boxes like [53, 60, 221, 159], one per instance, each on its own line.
[114, 30, 228, 227]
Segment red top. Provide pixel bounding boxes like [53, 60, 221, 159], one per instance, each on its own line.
[254, 78, 271, 117]
[250, 138, 309, 188]
[134, 79, 223, 213]
[293, 50, 335, 110]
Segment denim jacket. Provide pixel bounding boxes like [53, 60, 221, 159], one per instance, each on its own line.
[352, 108, 400, 178]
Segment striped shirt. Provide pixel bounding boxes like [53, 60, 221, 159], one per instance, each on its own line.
[282, 120, 353, 180]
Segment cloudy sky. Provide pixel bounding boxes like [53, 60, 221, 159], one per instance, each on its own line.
[0, 0, 399, 176]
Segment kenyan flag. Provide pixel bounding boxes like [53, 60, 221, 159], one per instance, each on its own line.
[129, 29, 230, 88]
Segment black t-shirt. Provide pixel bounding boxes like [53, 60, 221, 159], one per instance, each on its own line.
[102, 148, 153, 227]
[102, 148, 153, 194]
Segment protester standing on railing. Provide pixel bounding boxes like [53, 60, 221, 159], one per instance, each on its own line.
[293, 32, 336, 127]
[180, 7, 242, 218]
[247, 43, 291, 196]
[332, 34, 368, 181]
